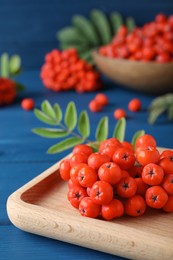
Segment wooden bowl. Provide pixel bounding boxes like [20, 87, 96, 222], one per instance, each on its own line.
[93, 51, 173, 94]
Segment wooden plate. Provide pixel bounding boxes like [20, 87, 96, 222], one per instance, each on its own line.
[7, 149, 173, 260]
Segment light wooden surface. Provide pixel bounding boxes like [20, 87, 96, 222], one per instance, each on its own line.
[7, 149, 173, 260]
[93, 51, 173, 94]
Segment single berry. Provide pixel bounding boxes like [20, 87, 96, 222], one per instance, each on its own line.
[101, 199, 124, 220]
[89, 99, 102, 112]
[79, 197, 101, 218]
[90, 181, 113, 205]
[125, 195, 146, 217]
[95, 93, 108, 106]
[59, 159, 71, 181]
[98, 162, 122, 185]
[116, 176, 137, 198]
[128, 98, 142, 112]
[21, 98, 35, 110]
[67, 186, 87, 208]
[142, 163, 164, 186]
[145, 186, 168, 209]
[113, 109, 126, 120]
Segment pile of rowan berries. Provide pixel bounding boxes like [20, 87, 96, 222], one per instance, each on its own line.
[99, 14, 173, 63]
[59, 134, 173, 220]
[0, 78, 16, 106]
[40, 48, 102, 93]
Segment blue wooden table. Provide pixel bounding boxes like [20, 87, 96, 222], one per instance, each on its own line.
[1, 70, 173, 260]
[1, 1, 173, 259]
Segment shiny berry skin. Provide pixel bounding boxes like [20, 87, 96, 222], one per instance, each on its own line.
[95, 93, 108, 106]
[135, 178, 149, 196]
[159, 154, 173, 175]
[125, 195, 146, 217]
[162, 195, 173, 212]
[90, 181, 113, 205]
[116, 177, 137, 198]
[113, 109, 126, 120]
[98, 162, 122, 185]
[101, 199, 124, 220]
[21, 98, 35, 110]
[136, 134, 156, 149]
[160, 150, 173, 160]
[89, 100, 102, 112]
[78, 165, 98, 188]
[162, 174, 173, 195]
[67, 186, 87, 208]
[59, 159, 71, 181]
[142, 163, 164, 186]
[122, 141, 134, 153]
[121, 170, 130, 178]
[70, 153, 88, 167]
[88, 152, 110, 171]
[70, 163, 87, 185]
[113, 147, 136, 170]
[145, 186, 168, 209]
[68, 178, 81, 189]
[79, 197, 101, 218]
[128, 98, 142, 112]
[99, 138, 122, 159]
[72, 144, 93, 157]
[136, 147, 160, 166]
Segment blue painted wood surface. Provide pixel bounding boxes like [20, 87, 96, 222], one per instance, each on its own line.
[1, 70, 173, 260]
[0, 0, 173, 68]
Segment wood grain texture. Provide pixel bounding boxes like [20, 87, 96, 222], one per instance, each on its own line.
[7, 148, 173, 260]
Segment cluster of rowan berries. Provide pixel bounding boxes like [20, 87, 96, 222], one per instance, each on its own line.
[40, 48, 102, 93]
[59, 134, 173, 220]
[99, 14, 173, 63]
[0, 78, 16, 106]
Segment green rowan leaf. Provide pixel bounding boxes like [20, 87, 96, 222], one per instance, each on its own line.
[0, 53, 9, 78]
[54, 103, 62, 123]
[9, 55, 21, 76]
[34, 109, 58, 126]
[148, 107, 166, 124]
[41, 100, 56, 120]
[168, 105, 173, 121]
[32, 128, 68, 138]
[95, 117, 108, 142]
[126, 17, 136, 32]
[64, 101, 77, 130]
[78, 111, 90, 138]
[47, 137, 83, 154]
[110, 12, 123, 33]
[113, 117, 126, 142]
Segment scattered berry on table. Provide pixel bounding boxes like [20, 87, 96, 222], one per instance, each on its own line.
[89, 99, 102, 112]
[113, 108, 126, 120]
[21, 98, 35, 110]
[94, 93, 109, 107]
[128, 98, 142, 112]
